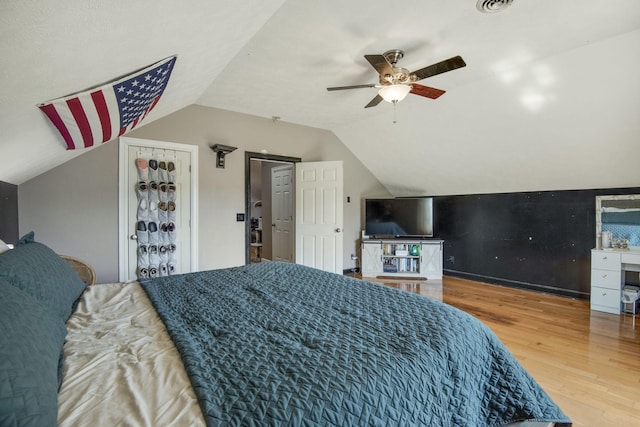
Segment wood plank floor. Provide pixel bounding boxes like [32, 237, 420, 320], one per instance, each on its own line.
[362, 275, 640, 427]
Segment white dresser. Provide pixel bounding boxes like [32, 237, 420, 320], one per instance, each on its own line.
[591, 249, 640, 314]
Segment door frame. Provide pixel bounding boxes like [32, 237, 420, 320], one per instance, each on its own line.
[244, 151, 301, 264]
[118, 137, 199, 281]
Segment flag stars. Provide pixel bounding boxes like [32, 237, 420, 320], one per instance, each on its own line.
[113, 57, 175, 129]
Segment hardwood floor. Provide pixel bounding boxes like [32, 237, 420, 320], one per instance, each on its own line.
[364, 275, 640, 427]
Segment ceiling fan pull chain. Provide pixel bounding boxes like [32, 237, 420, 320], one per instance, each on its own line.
[393, 100, 398, 124]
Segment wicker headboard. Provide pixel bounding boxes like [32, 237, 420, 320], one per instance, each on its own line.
[61, 255, 96, 286]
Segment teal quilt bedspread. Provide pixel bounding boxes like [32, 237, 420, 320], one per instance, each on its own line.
[141, 262, 570, 427]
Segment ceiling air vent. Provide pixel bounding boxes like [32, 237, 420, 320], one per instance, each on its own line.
[476, 0, 513, 13]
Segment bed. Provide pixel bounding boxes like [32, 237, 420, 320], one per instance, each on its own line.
[0, 233, 571, 426]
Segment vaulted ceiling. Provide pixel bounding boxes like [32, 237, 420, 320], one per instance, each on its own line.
[2, 0, 639, 195]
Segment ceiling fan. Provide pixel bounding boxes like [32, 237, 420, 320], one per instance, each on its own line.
[327, 49, 466, 108]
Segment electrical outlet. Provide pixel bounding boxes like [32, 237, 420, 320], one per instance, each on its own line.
[236, 213, 245, 221]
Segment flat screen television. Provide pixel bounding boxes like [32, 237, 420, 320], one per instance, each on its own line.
[365, 197, 433, 238]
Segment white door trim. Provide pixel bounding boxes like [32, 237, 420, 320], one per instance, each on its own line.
[118, 137, 199, 281]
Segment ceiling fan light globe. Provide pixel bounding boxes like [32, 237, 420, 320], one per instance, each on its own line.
[378, 84, 411, 103]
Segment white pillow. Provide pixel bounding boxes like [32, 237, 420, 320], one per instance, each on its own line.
[0, 239, 11, 254]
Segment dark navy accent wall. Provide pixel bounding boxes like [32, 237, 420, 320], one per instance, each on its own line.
[0, 180, 19, 244]
[434, 187, 640, 299]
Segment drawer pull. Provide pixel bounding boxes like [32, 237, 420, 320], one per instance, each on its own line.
[602, 292, 607, 296]
[601, 274, 607, 278]
[602, 256, 608, 260]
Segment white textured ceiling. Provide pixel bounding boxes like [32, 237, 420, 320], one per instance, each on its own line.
[2, 0, 640, 195]
[0, 0, 286, 185]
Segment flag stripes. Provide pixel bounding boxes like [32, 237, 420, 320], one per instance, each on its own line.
[38, 56, 176, 150]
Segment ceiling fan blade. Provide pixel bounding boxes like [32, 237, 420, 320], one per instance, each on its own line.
[327, 84, 376, 91]
[411, 55, 466, 81]
[364, 54, 394, 78]
[364, 94, 383, 108]
[410, 84, 446, 99]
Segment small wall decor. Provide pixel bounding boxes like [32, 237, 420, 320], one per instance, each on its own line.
[210, 144, 237, 168]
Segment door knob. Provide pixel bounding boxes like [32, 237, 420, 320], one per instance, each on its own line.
[130, 234, 138, 240]
[335, 228, 341, 233]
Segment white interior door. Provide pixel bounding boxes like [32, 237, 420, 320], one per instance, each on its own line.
[118, 137, 198, 282]
[271, 164, 293, 262]
[295, 161, 343, 274]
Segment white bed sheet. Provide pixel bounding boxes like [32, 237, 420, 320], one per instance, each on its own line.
[57, 281, 205, 427]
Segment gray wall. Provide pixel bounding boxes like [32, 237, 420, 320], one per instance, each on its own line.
[18, 105, 389, 282]
[18, 142, 119, 282]
[0, 180, 19, 243]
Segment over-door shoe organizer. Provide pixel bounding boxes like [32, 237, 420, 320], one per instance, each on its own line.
[135, 156, 178, 279]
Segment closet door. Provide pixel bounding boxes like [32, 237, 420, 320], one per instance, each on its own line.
[119, 137, 198, 282]
[271, 164, 294, 262]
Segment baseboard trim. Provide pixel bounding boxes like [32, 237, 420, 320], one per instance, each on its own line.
[444, 269, 589, 299]
[376, 275, 428, 281]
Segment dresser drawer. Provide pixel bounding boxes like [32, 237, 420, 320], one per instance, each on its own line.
[590, 286, 621, 313]
[621, 252, 640, 265]
[590, 268, 621, 289]
[591, 250, 621, 270]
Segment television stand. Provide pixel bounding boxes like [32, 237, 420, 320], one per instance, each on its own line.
[361, 239, 443, 280]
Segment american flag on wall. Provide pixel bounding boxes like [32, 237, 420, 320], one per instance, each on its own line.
[38, 56, 176, 150]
